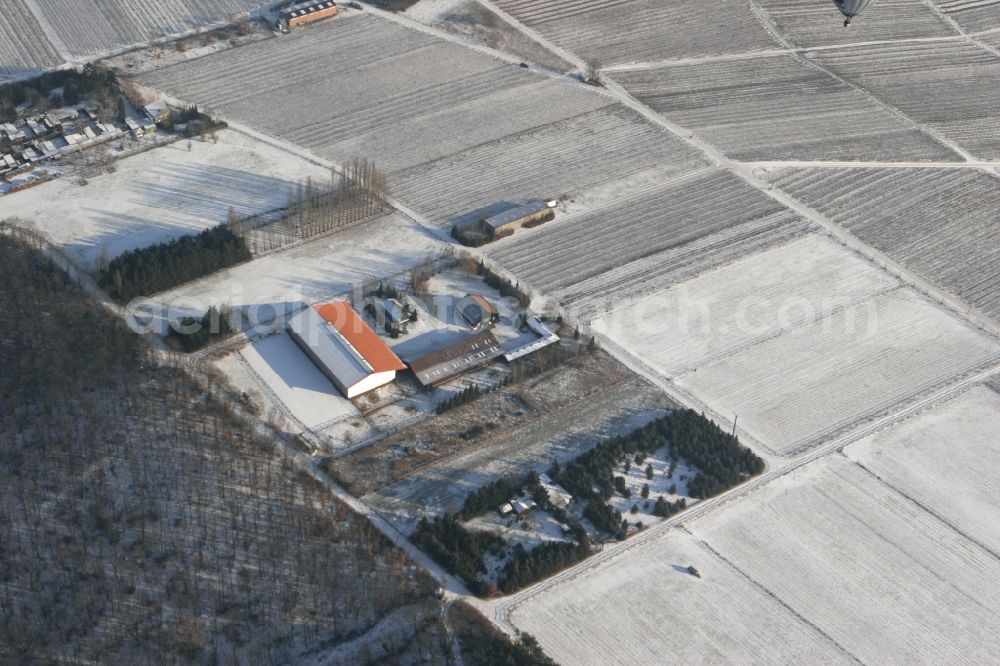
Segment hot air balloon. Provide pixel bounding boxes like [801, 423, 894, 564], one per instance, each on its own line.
[835, 0, 876, 28]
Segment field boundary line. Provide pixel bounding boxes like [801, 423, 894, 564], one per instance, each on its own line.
[473, 0, 590, 72]
[691, 535, 865, 665]
[844, 455, 1000, 563]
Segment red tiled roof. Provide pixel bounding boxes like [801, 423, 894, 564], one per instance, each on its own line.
[314, 301, 405, 373]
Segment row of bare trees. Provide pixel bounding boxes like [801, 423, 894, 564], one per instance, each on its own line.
[242, 158, 390, 255]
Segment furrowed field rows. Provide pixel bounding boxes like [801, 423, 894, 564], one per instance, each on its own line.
[675, 287, 1000, 454]
[0, 0, 63, 81]
[935, 0, 1000, 32]
[765, 167, 1000, 324]
[845, 383, 1000, 553]
[754, 0, 956, 47]
[390, 104, 705, 225]
[490, 0, 779, 65]
[813, 40, 1000, 159]
[610, 55, 958, 162]
[591, 234, 900, 377]
[692, 456, 1000, 664]
[26, 0, 260, 59]
[138, 13, 706, 219]
[557, 212, 814, 319]
[488, 170, 783, 293]
[510, 529, 855, 665]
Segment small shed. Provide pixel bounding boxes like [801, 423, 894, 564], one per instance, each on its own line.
[456, 293, 499, 329]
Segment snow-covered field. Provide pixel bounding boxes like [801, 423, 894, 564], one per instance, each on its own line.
[690, 456, 1000, 664]
[146, 211, 442, 315]
[137, 13, 705, 227]
[591, 234, 898, 377]
[510, 529, 854, 665]
[491, 0, 780, 66]
[2, 130, 328, 268]
[24, 0, 261, 60]
[589, 233, 1000, 454]
[236, 332, 360, 431]
[844, 383, 1000, 552]
[813, 40, 1000, 159]
[676, 286, 1000, 454]
[765, 167, 1000, 324]
[609, 55, 958, 162]
[0, 0, 63, 81]
[488, 169, 786, 295]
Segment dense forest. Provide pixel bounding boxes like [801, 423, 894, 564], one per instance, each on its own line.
[100, 224, 251, 302]
[0, 223, 551, 664]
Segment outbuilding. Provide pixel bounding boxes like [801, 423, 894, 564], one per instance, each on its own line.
[287, 301, 406, 398]
[456, 293, 499, 329]
[482, 200, 555, 238]
[406, 330, 504, 387]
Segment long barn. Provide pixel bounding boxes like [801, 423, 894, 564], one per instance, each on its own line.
[287, 301, 405, 398]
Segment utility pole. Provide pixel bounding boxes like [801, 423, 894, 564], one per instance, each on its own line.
[731, 414, 738, 439]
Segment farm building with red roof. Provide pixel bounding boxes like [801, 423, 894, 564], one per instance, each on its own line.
[287, 301, 405, 398]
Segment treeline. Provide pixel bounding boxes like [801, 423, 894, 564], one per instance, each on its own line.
[456, 251, 531, 308]
[411, 515, 503, 596]
[499, 539, 589, 593]
[665, 410, 765, 496]
[555, 409, 763, 504]
[459, 475, 526, 520]
[101, 224, 251, 302]
[166, 305, 234, 352]
[482, 264, 531, 308]
[0, 64, 120, 122]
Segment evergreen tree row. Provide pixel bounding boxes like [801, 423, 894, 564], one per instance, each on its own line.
[554, 409, 764, 508]
[167, 305, 234, 352]
[410, 515, 503, 596]
[101, 225, 251, 302]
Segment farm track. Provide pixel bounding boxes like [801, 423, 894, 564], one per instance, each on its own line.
[608, 55, 960, 162]
[489, 0, 780, 65]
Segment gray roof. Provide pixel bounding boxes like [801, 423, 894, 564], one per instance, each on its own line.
[407, 330, 504, 386]
[483, 200, 550, 230]
[287, 307, 373, 389]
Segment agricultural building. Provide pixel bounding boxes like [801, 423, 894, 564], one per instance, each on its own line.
[144, 100, 172, 124]
[483, 200, 556, 236]
[287, 301, 406, 399]
[278, 0, 338, 32]
[456, 293, 499, 329]
[406, 330, 504, 387]
[503, 316, 560, 362]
